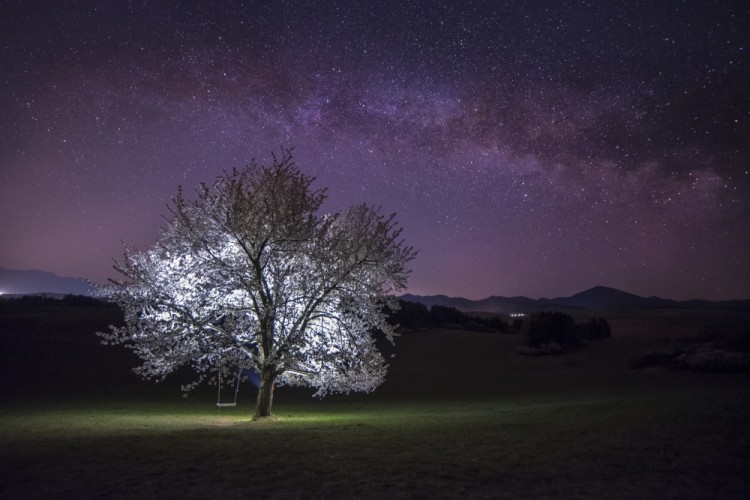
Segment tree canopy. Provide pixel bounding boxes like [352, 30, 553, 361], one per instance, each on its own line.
[99, 149, 416, 418]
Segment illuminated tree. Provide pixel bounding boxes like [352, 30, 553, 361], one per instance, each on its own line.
[99, 149, 415, 419]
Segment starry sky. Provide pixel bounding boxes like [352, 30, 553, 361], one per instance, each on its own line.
[1, 1, 748, 300]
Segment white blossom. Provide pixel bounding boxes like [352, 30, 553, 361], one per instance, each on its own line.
[98, 149, 415, 417]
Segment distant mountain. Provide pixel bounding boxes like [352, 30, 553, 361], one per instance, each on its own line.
[0, 267, 93, 296]
[399, 293, 553, 315]
[549, 286, 673, 310]
[402, 286, 750, 314]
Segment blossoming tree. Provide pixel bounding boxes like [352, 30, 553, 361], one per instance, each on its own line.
[99, 149, 416, 419]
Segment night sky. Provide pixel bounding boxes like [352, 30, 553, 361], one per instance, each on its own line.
[1, 1, 748, 300]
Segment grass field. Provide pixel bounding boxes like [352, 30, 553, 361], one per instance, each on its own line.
[2, 302, 749, 498]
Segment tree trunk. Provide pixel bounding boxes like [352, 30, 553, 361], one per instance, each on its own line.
[253, 366, 275, 420]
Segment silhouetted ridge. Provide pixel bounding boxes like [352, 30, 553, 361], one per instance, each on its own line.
[554, 286, 661, 309]
[0, 267, 93, 296]
[401, 286, 750, 313]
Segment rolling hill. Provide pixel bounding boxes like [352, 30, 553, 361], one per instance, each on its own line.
[402, 286, 750, 314]
[0, 267, 93, 296]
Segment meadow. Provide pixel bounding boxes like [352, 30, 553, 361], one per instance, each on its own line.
[1, 301, 749, 498]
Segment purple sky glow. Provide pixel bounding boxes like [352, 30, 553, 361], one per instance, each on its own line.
[1, 1, 748, 300]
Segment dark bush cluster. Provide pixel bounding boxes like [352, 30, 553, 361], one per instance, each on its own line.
[520, 311, 611, 350]
[521, 311, 580, 348]
[577, 317, 612, 340]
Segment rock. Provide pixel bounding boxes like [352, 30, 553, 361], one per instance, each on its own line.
[630, 350, 677, 369]
[673, 349, 750, 372]
[517, 345, 545, 355]
[545, 342, 563, 354]
[517, 343, 563, 356]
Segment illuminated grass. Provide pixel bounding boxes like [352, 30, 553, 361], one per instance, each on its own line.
[3, 385, 749, 499]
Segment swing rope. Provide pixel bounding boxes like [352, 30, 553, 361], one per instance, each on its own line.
[216, 369, 241, 407]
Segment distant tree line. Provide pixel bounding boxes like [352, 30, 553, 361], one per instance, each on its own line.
[0, 294, 106, 311]
[386, 300, 511, 333]
[386, 301, 611, 348]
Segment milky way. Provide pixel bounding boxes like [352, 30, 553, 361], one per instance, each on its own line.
[1, 1, 748, 300]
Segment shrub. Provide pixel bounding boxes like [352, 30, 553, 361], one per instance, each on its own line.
[521, 311, 581, 348]
[578, 317, 611, 340]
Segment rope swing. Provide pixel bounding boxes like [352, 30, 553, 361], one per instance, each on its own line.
[216, 369, 241, 407]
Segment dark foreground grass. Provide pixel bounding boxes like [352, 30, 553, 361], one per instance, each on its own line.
[2, 380, 749, 499]
[2, 303, 750, 498]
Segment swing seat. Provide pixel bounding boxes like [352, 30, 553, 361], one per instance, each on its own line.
[216, 368, 242, 407]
